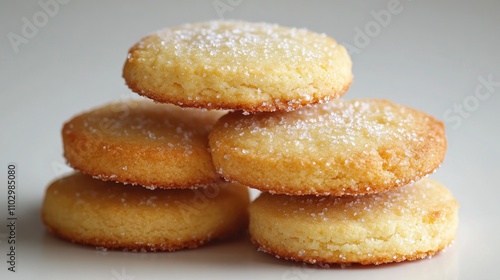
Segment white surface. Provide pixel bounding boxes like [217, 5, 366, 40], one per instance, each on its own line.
[1, 0, 499, 279]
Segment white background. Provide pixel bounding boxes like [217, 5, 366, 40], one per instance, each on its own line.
[1, 0, 499, 279]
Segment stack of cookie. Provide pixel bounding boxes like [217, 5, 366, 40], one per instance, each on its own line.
[121, 21, 458, 265]
[41, 95, 250, 251]
[212, 101, 458, 265]
[42, 20, 458, 265]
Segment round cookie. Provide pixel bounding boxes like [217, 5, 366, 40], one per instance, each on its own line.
[209, 99, 446, 196]
[63, 100, 225, 189]
[123, 20, 352, 112]
[249, 178, 459, 265]
[42, 173, 250, 251]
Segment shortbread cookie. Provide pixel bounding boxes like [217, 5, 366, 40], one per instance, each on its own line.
[249, 178, 458, 265]
[42, 173, 249, 251]
[123, 20, 352, 112]
[210, 99, 446, 196]
[63, 100, 225, 189]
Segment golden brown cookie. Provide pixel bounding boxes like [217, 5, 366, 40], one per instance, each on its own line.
[42, 173, 249, 251]
[63, 100, 225, 189]
[210, 99, 446, 196]
[249, 178, 459, 265]
[123, 20, 352, 112]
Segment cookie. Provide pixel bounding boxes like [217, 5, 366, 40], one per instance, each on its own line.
[209, 99, 446, 196]
[62, 100, 225, 189]
[42, 173, 250, 251]
[123, 20, 352, 112]
[249, 178, 459, 265]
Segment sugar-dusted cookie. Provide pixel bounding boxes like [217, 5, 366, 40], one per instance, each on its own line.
[63, 100, 225, 189]
[210, 99, 446, 196]
[249, 178, 458, 265]
[123, 21, 352, 112]
[42, 173, 249, 251]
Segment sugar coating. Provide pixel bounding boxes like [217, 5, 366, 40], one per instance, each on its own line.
[42, 173, 250, 251]
[249, 178, 459, 265]
[63, 100, 226, 188]
[78, 101, 215, 151]
[123, 20, 352, 112]
[209, 99, 447, 195]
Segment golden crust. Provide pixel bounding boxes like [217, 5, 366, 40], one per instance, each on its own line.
[41, 173, 249, 251]
[123, 21, 353, 112]
[62, 100, 225, 189]
[125, 79, 352, 114]
[252, 240, 450, 266]
[210, 99, 447, 196]
[249, 178, 459, 265]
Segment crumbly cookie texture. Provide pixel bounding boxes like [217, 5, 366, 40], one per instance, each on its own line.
[123, 20, 352, 112]
[42, 173, 249, 251]
[62, 100, 225, 189]
[249, 178, 459, 265]
[210, 99, 446, 196]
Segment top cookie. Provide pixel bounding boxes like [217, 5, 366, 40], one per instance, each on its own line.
[209, 99, 447, 196]
[123, 21, 352, 112]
